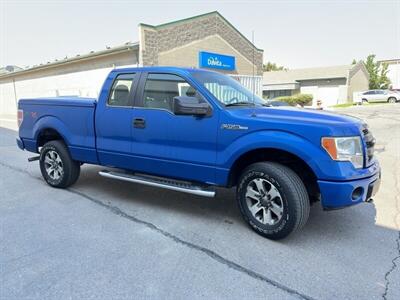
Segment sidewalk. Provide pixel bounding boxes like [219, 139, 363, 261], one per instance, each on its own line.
[0, 114, 17, 130]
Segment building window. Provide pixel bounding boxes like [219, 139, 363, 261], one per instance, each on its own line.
[263, 90, 292, 99]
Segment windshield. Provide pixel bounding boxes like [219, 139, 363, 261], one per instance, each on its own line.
[191, 71, 265, 106]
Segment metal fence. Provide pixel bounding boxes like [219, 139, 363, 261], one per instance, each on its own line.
[229, 74, 263, 97]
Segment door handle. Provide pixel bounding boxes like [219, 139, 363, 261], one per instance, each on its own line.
[133, 118, 146, 128]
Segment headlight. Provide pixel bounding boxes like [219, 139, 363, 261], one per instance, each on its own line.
[321, 136, 363, 169]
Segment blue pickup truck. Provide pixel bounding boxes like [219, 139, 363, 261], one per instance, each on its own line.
[17, 67, 381, 239]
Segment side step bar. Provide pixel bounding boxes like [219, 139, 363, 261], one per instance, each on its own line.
[99, 170, 216, 198]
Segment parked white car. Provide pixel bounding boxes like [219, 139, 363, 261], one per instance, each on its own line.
[357, 89, 400, 104]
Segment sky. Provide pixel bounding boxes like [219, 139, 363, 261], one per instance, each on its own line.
[1, 0, 399, 69]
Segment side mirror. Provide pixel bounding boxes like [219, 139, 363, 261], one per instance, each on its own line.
[172, 96, 211, 116]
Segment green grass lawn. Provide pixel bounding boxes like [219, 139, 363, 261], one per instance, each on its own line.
[330, 103, 355, 108]
[331, 102, 391, 108]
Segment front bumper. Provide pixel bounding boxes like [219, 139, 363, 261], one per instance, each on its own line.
[318, 162, 381, 210]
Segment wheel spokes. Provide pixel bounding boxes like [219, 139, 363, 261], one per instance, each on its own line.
[270, 201, 283, 218]
[246, 178, 284, 225]
[246, 187, 260, 200]
[263, 209, 273, 225]
[55, 153, 62, 164]
[253, 178, 266, 194]
[266, 186, 280, 200]
[248, 201, 262, 215]
[44, 156, 52, 165]
[53, 169, 60, 179]
[44, 150, 63, 180]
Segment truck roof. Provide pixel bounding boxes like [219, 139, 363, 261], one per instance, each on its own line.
[110, 66, 216, 75]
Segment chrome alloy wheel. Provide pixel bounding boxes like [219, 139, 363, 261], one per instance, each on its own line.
[245, 178, 284, 225]
[44, 150, 64, 180]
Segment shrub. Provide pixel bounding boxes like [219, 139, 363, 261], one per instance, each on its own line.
[295, 94, 313, 106]
[275, 94, 313, 107]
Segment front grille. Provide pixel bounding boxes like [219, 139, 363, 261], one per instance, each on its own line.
[362, 126, 375, 166]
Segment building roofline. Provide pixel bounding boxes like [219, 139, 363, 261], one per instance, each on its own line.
[298, 76, 347, 80]
[263, 76, 348, 85]
[262, 82, 298, 85]
[377, 58, 400, 64]
[263, 63, 360, 85]
[139, 11, 263, 52]
[0, 42, 139, 80]
[139, 11, 218, 29]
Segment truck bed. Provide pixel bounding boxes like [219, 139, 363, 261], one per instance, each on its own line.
[18, 96, 98, 163]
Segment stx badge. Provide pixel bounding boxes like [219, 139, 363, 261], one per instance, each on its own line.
[221, 124, 248, 130]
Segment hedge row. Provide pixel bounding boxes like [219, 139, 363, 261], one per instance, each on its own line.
[275, 94, 313, 106]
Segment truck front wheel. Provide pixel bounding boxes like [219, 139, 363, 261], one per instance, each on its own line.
[237, 162, 310, 240]
[39, 140, 80, 188]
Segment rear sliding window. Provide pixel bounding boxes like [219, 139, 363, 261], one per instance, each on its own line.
[108, 74, 135, 107]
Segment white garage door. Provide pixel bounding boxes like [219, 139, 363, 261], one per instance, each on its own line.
[316, 86, 339, 107]
[300, 86, 340, 107]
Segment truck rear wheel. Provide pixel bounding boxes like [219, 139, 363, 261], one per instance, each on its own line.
[237, 162, 310, 240]
[39, 140, 80, 188]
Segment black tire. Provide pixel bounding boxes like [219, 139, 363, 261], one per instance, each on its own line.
[237, 162, 310, 240]
[362, 98, 368, 104]
[39, 140, 80, 188]
[388, 97, 396, 103]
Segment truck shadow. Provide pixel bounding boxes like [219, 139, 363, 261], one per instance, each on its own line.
[75, 164, 389, 246]
[75, 164, 242, 224]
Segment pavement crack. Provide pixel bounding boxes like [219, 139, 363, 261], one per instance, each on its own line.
[382, 231, 400, 300]
[0, 159, 315, 300]
[68, 188, 315, 300]
[0, 161, 42, 181]
[382, 157, 400, 300]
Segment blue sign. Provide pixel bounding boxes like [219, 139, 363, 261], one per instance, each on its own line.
[199, 51, 236, 71]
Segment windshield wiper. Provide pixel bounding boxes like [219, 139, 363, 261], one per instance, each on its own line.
[225, 102, 255, 107]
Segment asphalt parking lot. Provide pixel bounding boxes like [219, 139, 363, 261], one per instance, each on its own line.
[1, 104, 399, 300]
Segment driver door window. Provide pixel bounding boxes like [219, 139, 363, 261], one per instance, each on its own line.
[143, 73, 202, 111]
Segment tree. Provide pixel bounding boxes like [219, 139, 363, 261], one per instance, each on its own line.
[351, 59, 357, 65]
[365, 55, 379, 89]
[363, 54, 391, 89]
[378, 62, 391, 89]
[263, 61, 287, 72]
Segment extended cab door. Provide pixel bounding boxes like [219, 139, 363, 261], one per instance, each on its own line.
[131, 72, 219, 184]
[95, 72, 139, 169]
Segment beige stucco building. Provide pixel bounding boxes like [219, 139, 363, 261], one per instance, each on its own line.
[138, 12, 263, 75]
[0, 11, 263, 119]
[262, 62, 370, 107]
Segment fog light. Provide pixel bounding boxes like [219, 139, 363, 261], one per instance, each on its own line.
[352, 187, 363, 200]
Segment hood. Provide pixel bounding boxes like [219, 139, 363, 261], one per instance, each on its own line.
[225, 106, 364, 141]
[259, 106, 362, 125]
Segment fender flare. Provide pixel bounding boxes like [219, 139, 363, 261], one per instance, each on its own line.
[33, 115, 72, 147]
[220, 130, 329, 179]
